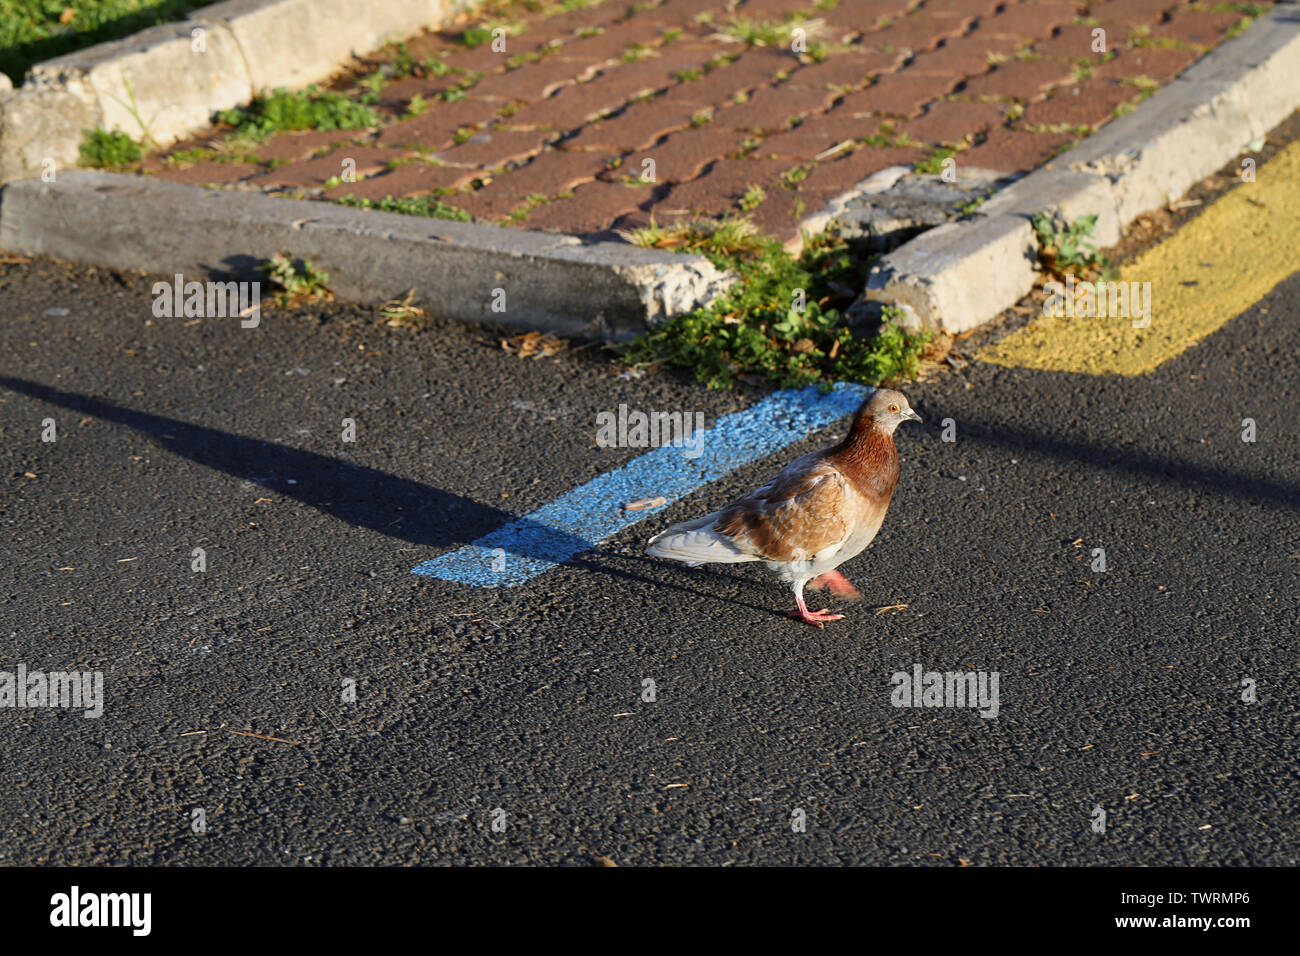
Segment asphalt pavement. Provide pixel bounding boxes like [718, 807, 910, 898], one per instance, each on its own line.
[0, 250, 1295, 865]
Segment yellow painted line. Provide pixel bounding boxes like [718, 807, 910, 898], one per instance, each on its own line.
[977, 138, 1300, 376]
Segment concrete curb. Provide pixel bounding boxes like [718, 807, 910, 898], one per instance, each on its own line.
[0, 170, 732, 338]
[860, 2, 1300, 334]
[1, 0, 451, 182]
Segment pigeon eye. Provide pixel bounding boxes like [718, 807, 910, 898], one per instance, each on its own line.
[888, 404, 899, 413]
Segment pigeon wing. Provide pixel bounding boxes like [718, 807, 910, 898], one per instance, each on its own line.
[713, 458, 854, 563]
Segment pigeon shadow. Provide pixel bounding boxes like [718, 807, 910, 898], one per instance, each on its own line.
[0, 376, 593, 556]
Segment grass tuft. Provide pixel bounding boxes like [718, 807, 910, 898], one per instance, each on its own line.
[620, 222, 928, 389]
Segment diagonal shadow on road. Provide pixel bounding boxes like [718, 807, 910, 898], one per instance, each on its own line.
[0, 376, 595, 555]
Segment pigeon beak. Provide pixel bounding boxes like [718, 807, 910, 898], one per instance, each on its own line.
[904, 409, 923, 423]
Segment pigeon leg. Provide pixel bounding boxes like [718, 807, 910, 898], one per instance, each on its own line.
[787, 580, 845, 628]
[807, 569, 862, 601]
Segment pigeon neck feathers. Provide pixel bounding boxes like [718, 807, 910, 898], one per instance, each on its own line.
[829, 409, 900, 501]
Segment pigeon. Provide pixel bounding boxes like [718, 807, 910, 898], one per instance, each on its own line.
[646, 388, 922, 627]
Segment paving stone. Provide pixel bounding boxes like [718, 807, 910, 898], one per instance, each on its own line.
[960, 57, 1077, 100]
[1088, 0, 1179, 27]
[543, 2, 631, 38]
[898, 99, 1008, 144]
[980, 1, 1082, 40]
[861, 14, 972, 54]
[522, 180, 655, 233]
[908, 31, 1026, 76]
[1016, 79, 1140, 130]
[1149, 9, 1244, 47]
[588, 55, 692, 98]
[637, 40, 722, 74]
[321, 162, 478, 200]
[746, 185, 835, 244]
[400, 31, 464, 64]
[737, 0, 813, 19]
[958, 127, 1073, 173]
[620, 126, 749, 182]
[255, 129, 362, 163]
[718, 47, 804, 89]
[437, 187, 524, 222]
[640, 0, 733, 25]
[562, 98, 702, 151]
[837, 71, 960, 117]
[467, 58, 599, 101]
[433, 127, 555, 169]
[506, 81, 635, 129]
[783, 48, 909, 89]
[149, 161, 262, 186]
[754, 112, 881, 159]
[481, 148, 613, 199]
[658, 61, 776, 108]
[246, 146, 407, 188]
[1091, 45, 1201, 84]
[799, 144, 929, 192]
[374, 99, 501, 148]
[374, 76, 466, 116]
[556, 19, 662, 62]
[713, 85, 843, 132]
[820, 0, 923, 34]
[1032, 23, 1111, 60]
[660, 157, 795, 214]
[914, 0, 1002, 18]
[441, 42, 514, 76]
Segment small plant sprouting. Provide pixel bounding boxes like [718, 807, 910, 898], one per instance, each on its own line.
[1031, 211, 1116, 281]
[620, 222, 929, 390]
[218, 86, 381, 138]
[262, 253, 332, 306]
[79, 128, 141, 169]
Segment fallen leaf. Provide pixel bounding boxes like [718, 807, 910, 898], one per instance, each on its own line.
[625, 496, 667, 510]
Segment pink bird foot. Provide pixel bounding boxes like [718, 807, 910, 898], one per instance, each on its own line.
[788, 595, 846, 628]
[806, 569, 862, 601]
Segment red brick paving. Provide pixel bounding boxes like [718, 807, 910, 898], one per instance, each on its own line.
[1016, 79, 1140, 130]
[1032, 23, 1110, 60]
[256, 129, 362, 163]
[713, 85, 843, 132]
[150, 161, 262, 186]
[146, 0, 1269, 240]
[246, 146, 409, 188]
[521, 180, 655, 233]
[322, 162, 478, 200]
[960, 57, 1078, 101]
[375, 99, 499, 149]
[661, 158, 795, 216]
[908, 32, 1025, 76]
[958, 127, 1073, 174]
[800, 145, 929, 192]
[610, 126, 749, 183]
[1088, 0, 1179, 28]
[980, 1, 1085, 41]
[479, 148, 612, 200]
[899, 99, 1008, 144]
[434, 127, 554, 169]
[1091, 46, 1202, 84]
[1151, 8, 1245, 47]
[756, 112, 882, 159]
[838, 71, 959, 117]
[562, 97, 703, 151]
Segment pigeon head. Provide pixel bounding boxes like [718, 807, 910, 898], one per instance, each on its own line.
[859, 388, 922, 434]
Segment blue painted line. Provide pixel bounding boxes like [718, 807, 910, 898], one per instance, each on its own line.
[411, 382, 870, 587]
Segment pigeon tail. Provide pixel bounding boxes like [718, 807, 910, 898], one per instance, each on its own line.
[646, 512, 756, 567]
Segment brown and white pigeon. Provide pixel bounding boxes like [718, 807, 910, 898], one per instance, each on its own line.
[646, 388, 922, 627]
